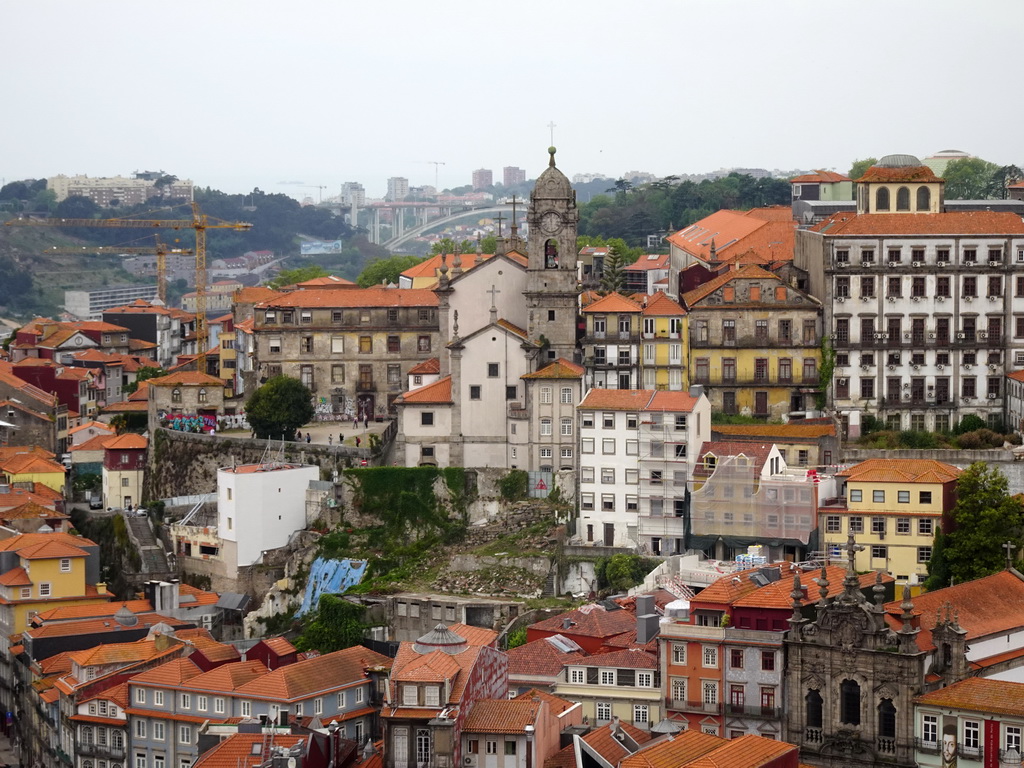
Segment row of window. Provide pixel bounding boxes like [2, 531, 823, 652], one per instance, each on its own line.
[133, 720, 193, 745]
[834, 244, 1017, 263]
[669, 645, 777, 671]
[592, 702, 651, 725]
[169, 388, 209, 404]
[79, 725, 124, 748]
[836, 275, 1022, 299]
[836, 316, 1007, 342]
[591, 317, 684, 334]
[850, 489, 932, 505]
[827, 543, 932, 563]
[567, 668, 656, 686]
[920, 713, 1022, 754]
[267, 334, 433, 355]
[263, 308, 435, 324]
[840, 376, 1002, 401]
[693, 318, 817, 345]
[132, 688, 363, 714]
[825, 514, 934, 536]
[693, 357, 817, 383]
[133, 755, 191, 768]
[467, 739, 519, 756]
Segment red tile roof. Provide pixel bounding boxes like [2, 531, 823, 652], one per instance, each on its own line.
[296, 275, 356, 287]
[234, 286, 283, 304]
[530, 604, 637, 640]
[193, 735, 307, 768]
[129, 657, 203, 686]
[694, 440, 775, 478]
[513, 688, 577, 715]
[103, 433, 148, 450]
[646, 390, 701, 413]
[407, 358, 440, 375]
[0, 532, 95, 556]
[233, 646, 391, 701]
[619, 729, 726, 768]
[33, 599, 154, 623]
[0, 567, 32, 586]
[575, 648, 657, 669]
[181, 660, 268, 692]
[581, 292, 643, 314]
[259, 286, 438, 309]
[71, 435, 117, 452]
[147, 370, 224, 387]
[396, 375, 452, 405]
[578, 389, 655, 412]
[640, 291, 686, 316]
[462, 698, 541, 734]
[1, 454, 66, 475]
[0, 501, 68, 521]
[521, 359, 585, 380]
[507, 636, 585, 679]
[884, 570, 1024, 652]
[813, 211, 1024, 236]
[667, 208, 796, 264]
[914, 677, 1024, 718]
[856, 165, 939, 183]
[681, 264, 784, 308]
[790, 170, 851, 184]
[624, 254, 670, 272]
[839, 458, 961, 485]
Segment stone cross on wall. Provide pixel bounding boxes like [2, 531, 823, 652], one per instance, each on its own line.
[839, 532, 864, 573]
[487, 284, 501, 307]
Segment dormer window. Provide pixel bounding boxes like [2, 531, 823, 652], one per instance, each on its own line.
[704, 455, 717, 471]
[424, 686, 440, 707]
[402, 684, 418, 706]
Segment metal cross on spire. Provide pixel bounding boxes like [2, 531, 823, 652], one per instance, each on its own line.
[547, 121, 556, 145]
[494, 212, 506, 238]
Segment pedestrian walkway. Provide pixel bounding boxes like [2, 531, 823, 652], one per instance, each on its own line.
[0, 728, 21, 766]
[295, 419, 390, 449]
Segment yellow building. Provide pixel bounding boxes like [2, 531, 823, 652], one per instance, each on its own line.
[819, 459, 960, 584]
[639, 292, 689, 391]
[581, 292, 643, 390]
[0, 532, 109, 637]
[0, 453, 67, 494]
[552, 649, 662, 731]
[682, 265, 822, 420]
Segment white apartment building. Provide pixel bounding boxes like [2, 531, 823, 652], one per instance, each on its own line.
[795, 154, 1024, 436]
[577, 387, 711, 550]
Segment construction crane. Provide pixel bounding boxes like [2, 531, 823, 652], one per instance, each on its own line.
[43, 236, 193, 305]
[8, 202, 251, 370]
[426, 161, 445, 193]
[301, 185, 327, 203]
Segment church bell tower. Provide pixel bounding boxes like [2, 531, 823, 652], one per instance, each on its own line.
[524, 147, 580, 363]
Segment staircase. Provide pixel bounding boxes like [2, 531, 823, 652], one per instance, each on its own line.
[543, 568, 558, 597]
[123, 513, 172, 577]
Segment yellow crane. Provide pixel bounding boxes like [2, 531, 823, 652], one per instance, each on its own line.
[8, 202, 251, 370]
[43, 236, 193, 305]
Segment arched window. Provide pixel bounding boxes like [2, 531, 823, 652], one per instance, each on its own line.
[896, 187, 911, 211]
[878, 698, 896, 738]
[840, 679, 861, 725]
[876, 188, 890, 211]
[171, 388, 182, 404]
[544, 239, 559, 269]
[805, 689, 823, 728]
[198, 388, 208, 403]
[917, 186, 931, 211]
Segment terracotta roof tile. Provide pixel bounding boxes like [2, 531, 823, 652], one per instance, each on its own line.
[193, 734, 306, 768]
[25, 611, 187, 639]
[624, 254, 670, 272]
[0, 567, 32, 586]
[495, 318, 529, 339]
[667, 208, 796, 264]
[521, 358, 584, 380]
[233, 646, 391, 701]
[463, 698, 541, 734]
[16, 539, 89, 559]
[812, 211, 1024, 236]
[581, 292, 643, 314]
[388, 643, 481, 708]
[296, 275, 357, 287]
[512, 688, 576, 715]
[578, 389, 654, 411]
[128, 658, 203, 686]
[33, 599, 153, 623]
[407, 358, 440, 376]
[838, 458, 961, 484]
[915, 677, 1024, 717]
[396, 375, 452, 405]
[681, 264, 783, 308]
[71, 435, 117, 452]
[1, 454, 66, 475]
[647, 390, 701, 413]
[619, 728, 726, 768]
[181, 660, 268, 692]
[147, 370, 223, 387]
[530, 604, 637, 640]
[790, 170, 851, 184]
[575, 648, 657, 669]
[103, 434, 148, 450]
[0, 501, 68, 521]
[640, 291, 686, 316]
[712, 423, 836, 440]
[856, 165, 939, 183]
[259, 287, 438, 309]
[507, 637, 584, 679]
[67, 638, 166, 667]
[69, 420, 116, 436]
[0, 532, 95, 555]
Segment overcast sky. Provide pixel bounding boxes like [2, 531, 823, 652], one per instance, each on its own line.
[3, 1, 1021, 200]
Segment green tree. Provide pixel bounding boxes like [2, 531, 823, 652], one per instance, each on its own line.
[126, 366, 166, 394]
[294, 594, 368, 653]
[356, 254, 425, 287]
[924, 462, 1024, 590]
[430, 238, 475, 256]
[943, 157, 1001, 200]
[246, 375, 315, 440]
[989, 165, 1024, 199]
[266, 265, 330, 289]
[599, 245, 627, 294]
[848, 158, 878, 180]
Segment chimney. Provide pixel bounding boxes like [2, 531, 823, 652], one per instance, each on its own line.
[688, 384, 704, 399]
[96, 582, 107, 595]
[636, 613, 660, 645]
[635, 595, 654, 616]
[562, 617, 573, 630]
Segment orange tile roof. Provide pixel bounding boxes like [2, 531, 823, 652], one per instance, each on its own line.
[462, 698, 541, 734]
[103, 433, 148, 450]
[388, 643, 481, 708]
[71, 434, 117, 452]
[407, 358, 440, 375]
[0, 501, 68, 521]
[234, 645, 391, 701]
[712, 423, 836, 440]
[193, 734, 306, 768]
[396, 375, 452, 405]
[856, 165, 939, 183]
[0, 446, 55, 463]
[395, 648, 462, 682]
[790, 170, 851, 184]
[447, 622, 499, 647]
[578, 389, 654, 411]
[190, 637, 243, 663]
[66, 638, 166, 667]
[521, 358, 584, 380]
[69, 420, 116, 436]
[578, 721, 653, 764]
[0, 567, 32, 586]
[581, 292, 643, 314]
[495, 318, 530, 340]
[25, 611, 186, 639]
[16, 539, 89, 559]
[647, 390, 701, 413]
[102, 400, 149, 413]
[0, 487, 61, 511]
[838, 458, 961, 485]
[507, 637, 584, 679]
[181, 660, 268, 692]
[234, 286, 283, 304]
[259, 286, 438, 309]
[514, 688, 576, 715]
[681, 264, 783, 308]
[914, 677, 1024, 717]
[577, 648, 657, 669]
[0, 532, 95, 555]
[297, 275, 357, 287]
[128, 657, 203, 686]
[884, 570, 1024, 652]
[667, 208, 796, 264]
[812, 210, 1024, 236]
[258, 636, 298, 656]
[33, 599, 153, 623]
[531, 604, 637, 639]
[624, 253, 670, 272]
[619, 729, 726, 768]
[1, 454, 66, 475]
[147, 370, 224, 387]
[640, 291, 686, 316]
[1008, 370, 1024, 383]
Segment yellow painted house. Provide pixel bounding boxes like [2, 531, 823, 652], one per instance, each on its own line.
[639, 292, 690, 391]
[0, 532, 109, 637]
[819, 459, 960, 585]
[0, 453, 67, 494]
[682, 265, 823, 420]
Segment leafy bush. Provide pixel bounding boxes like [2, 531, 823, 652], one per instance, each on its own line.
[955, 429, 1004, 450]
[898, 430, 939, 449]
[953, 414, 986, 435]
[498, 470, 529, 502]
[506, 626, 528, 649]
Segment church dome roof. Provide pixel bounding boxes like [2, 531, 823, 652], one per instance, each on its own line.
[532, 147, 573, 200]
[412, 623, 468, 655]
[114, 604, 138, 627]
[876, 154, 923, 168]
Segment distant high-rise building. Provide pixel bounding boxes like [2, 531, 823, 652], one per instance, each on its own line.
[472, 169, 493, 190]
[341, 182, 365, 207]
[47, 173, 193, 207]
[386, 177, 409, 202]
[503, 166, 526, 187]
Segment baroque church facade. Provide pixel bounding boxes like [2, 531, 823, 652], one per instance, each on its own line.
[395, 149, 584, 470]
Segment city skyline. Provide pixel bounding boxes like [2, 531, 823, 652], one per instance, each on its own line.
[3, 1, 1022, 200]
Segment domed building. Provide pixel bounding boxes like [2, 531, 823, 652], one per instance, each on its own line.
[855, 154, 944, 215]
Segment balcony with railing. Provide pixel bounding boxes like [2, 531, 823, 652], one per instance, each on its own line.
[725, 703, 781, 720]
[665, 698, 723, 715]
[78, 743, 127, 760]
